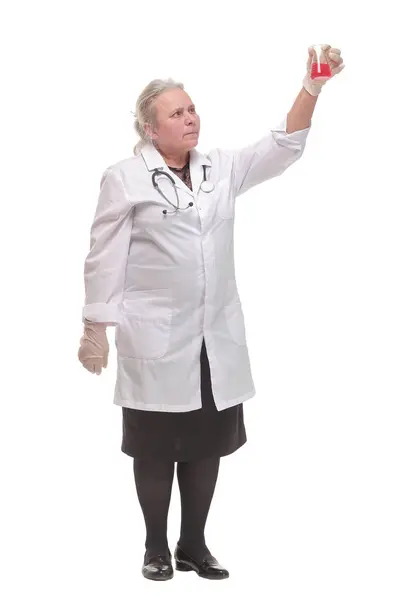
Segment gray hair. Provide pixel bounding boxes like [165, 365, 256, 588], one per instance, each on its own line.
[132, 78, 184, 155]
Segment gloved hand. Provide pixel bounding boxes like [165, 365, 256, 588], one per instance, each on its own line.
[303, 44, 345, 96]
[78, 319, 109, 375]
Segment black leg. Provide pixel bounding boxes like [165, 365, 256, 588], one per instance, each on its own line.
[176, 456, 220, 562]
[133, 457, 175, 558]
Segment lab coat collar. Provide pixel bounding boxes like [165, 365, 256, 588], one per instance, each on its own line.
[141, 141, 211, 171]
[140, 141, 212, 196]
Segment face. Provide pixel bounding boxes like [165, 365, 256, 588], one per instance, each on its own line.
[145, 88, 200, 152]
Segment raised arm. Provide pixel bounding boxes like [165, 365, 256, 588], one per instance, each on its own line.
[229, 44, 345, 197]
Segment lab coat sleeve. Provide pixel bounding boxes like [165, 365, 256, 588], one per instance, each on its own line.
[81, 169, 133, 325]
[231, 116, 311, 197]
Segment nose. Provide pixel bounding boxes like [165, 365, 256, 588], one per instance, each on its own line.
[185, 112, 195, 125]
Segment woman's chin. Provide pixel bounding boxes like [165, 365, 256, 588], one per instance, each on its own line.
[185, 135, 199, 147]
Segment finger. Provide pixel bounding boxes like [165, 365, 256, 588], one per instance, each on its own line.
[331, 63, 345, 75]
[329, 52, 343, 65]
[321, 44, 331, 51]
[82, 358, 101, 374]
[329, 47, 341, 55]
[94, 363, 102, 375]
[329, 55, 342, 65]
[103, 352, 108, 368]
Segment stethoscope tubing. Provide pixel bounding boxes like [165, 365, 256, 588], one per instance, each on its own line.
[152, 165, 214, 215]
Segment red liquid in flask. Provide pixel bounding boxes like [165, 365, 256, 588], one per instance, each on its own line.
[311, 61, 332, 79]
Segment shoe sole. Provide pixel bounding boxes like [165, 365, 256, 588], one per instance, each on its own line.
[142, 574, 174, 581]
[142, 570, 174, 581]
[175, 561, 229, 579]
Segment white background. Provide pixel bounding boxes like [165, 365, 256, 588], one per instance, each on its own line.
[2, 0, 399, 598]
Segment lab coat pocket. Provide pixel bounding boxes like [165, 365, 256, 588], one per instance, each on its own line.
[224, 301, 247, 346]
[116, 291, 172, 360]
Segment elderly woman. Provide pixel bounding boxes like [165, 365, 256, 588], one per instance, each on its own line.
[78, 45, 345, 581]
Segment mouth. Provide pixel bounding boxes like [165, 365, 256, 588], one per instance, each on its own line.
[185, 132, 198, 136]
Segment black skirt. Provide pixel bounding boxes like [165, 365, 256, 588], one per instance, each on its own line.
[121, 337, 247, 461]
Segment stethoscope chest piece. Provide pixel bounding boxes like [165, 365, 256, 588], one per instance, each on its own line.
[200, 180, 215, 193]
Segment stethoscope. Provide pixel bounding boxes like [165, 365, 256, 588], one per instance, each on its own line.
[152, 165, 215, 215]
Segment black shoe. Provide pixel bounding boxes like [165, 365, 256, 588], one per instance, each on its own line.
[174, 545, 229, 579]
[141, 551, 174, 581]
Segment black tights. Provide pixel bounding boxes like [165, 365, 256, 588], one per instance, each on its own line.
[133, 456, 220, 561]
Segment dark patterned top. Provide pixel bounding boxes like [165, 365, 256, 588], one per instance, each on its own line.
[168, 159, 192, 191]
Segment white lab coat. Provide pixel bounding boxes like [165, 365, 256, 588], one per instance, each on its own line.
[82, 116, 310, 411]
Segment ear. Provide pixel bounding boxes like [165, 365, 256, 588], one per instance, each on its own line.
[144, 122, 157, 141]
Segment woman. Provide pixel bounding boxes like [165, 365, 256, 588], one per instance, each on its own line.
[78, 45, 345, 581]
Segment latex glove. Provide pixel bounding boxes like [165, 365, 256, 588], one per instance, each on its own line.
[78, 320, 109, 375]
[303, 44, 345, 96]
